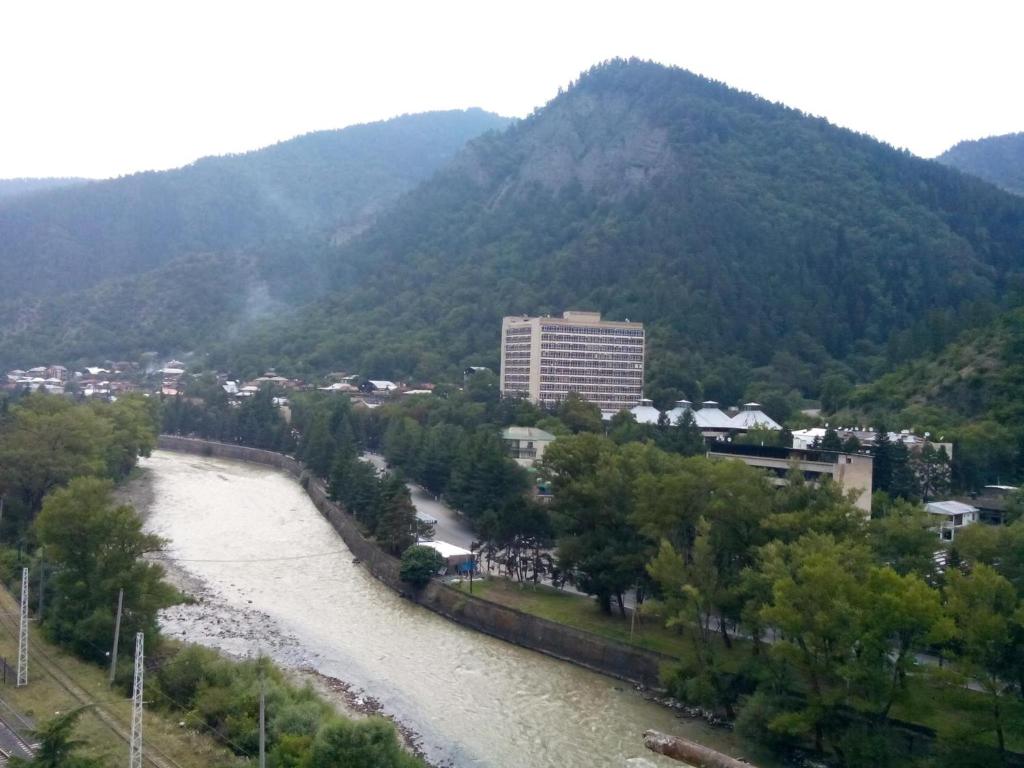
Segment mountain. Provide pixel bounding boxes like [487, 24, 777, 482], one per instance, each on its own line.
[219, 59, 1024, 417]
[0, 109, 509, 367]
[937, 132, 1024, 196]
[0, 109, 509, 304]
[0, 177, 89, 201]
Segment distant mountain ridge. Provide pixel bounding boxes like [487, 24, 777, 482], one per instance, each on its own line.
[0, 109, 510, 305]
[218, 59, 1024, 415]
[937, 132, 1024, 196]
[0, 177, 89, 200]
[0, 109, 510, 367]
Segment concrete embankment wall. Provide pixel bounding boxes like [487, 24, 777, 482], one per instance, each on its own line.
[156, 435, 672, 688]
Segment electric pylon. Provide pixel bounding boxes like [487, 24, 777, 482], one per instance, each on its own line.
[17, 567, 28, 687]
[129, 632, 144, 768]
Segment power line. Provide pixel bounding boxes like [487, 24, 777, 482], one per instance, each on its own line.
[148, 549, 350, 563]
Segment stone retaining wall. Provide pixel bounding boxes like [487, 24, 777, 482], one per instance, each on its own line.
[156, 435, 672, 688]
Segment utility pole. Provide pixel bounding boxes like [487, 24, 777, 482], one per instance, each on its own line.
[109, 589, 123, 686]
[17, 568, 28, 687]
[129, 632, 144, 768]
[259, 677, 266, 768]
[629, 586, 638, 643]
[36, 562, 45, 620]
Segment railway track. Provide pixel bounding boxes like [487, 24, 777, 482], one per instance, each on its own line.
[0, 591, 184, 768]
[0, 708, 37, 761]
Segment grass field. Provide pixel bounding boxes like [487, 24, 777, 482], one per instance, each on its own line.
[452, 576, 696, 658]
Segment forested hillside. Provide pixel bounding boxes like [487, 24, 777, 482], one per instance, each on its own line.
[0, 177, 88, 200]
[938, 132, 1024, 196]
[221, 59, 1024, 417]
[0, 109, 508, 367]
[841, 307, 1024, 487]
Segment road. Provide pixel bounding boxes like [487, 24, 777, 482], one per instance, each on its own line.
[361, 452, 476, 548]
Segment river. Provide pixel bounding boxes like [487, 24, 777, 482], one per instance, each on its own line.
[131, 449, 764, 768]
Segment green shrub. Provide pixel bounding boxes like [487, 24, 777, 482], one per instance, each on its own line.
[400, 545, 444, 587]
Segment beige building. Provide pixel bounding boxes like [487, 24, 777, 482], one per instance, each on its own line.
[499, 311, 644, 411]
[501, 426, 557, 467]
[707, 443, 874, 515]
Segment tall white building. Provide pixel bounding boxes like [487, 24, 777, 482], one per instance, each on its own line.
[499, 311, 645, 411]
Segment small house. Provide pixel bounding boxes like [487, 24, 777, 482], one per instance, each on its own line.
[501, 426, 556, 467]
[926, 500, 979, 542]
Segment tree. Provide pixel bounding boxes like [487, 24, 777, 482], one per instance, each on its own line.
[943, 565, 1022, 761]
[446, 430, 527, 521]
[475, 496, 553, 583]
[663, 410, 707, 456]
[400, 545, 444, 587]
[858, 567, 953, 717]
[872, 427, 893, 493]
[635, 456, 768, 643]
[955, 520, 1024, 597]
[416, 424, 461, 495]
[647, 524, 742, 717]
[764, 471, 866, 545]
[545, 437, 657, 614]
[889, 441, 919, 501]
[374, 474, 417, 555]
[1006, 488, 1024, 525]
[914, 444, 951, 502]
[298, 415, 336, 478]
[607, 411, 647, 445]
[8, 707, 102, 768]
[89, 394, 159, 480]
[334, 457, 381, 527]
[820, 374, 852, 413]
[556, 393, 603, 434]
[820, 427, 843, 452]
[34, 477, 178, 661]
[869, 499, 940, 578]
[755, 534, 873, 756]
[0, 395, 111, 519]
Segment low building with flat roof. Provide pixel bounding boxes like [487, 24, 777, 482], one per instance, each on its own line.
[417, 539, 475, 574]
[708, 443, 873, 514]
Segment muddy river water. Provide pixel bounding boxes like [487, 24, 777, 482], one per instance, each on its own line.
[132, 450, 764, 768]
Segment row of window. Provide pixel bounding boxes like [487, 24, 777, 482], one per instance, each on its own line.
[540, 385, 643, 396]
[541, 371, 643, 382]
[540, 348, 644, 361]
[541, 336, 644, 348]
[505, 326, 533, 336]
[541, 344, 644, 355]
[540, 359, 643, 370]
[540, 324, 643, 337]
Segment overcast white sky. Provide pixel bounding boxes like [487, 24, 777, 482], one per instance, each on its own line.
[1, 0, 1021, 179]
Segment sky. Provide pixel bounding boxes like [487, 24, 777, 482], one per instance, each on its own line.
[1, 0, 1022, 179]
